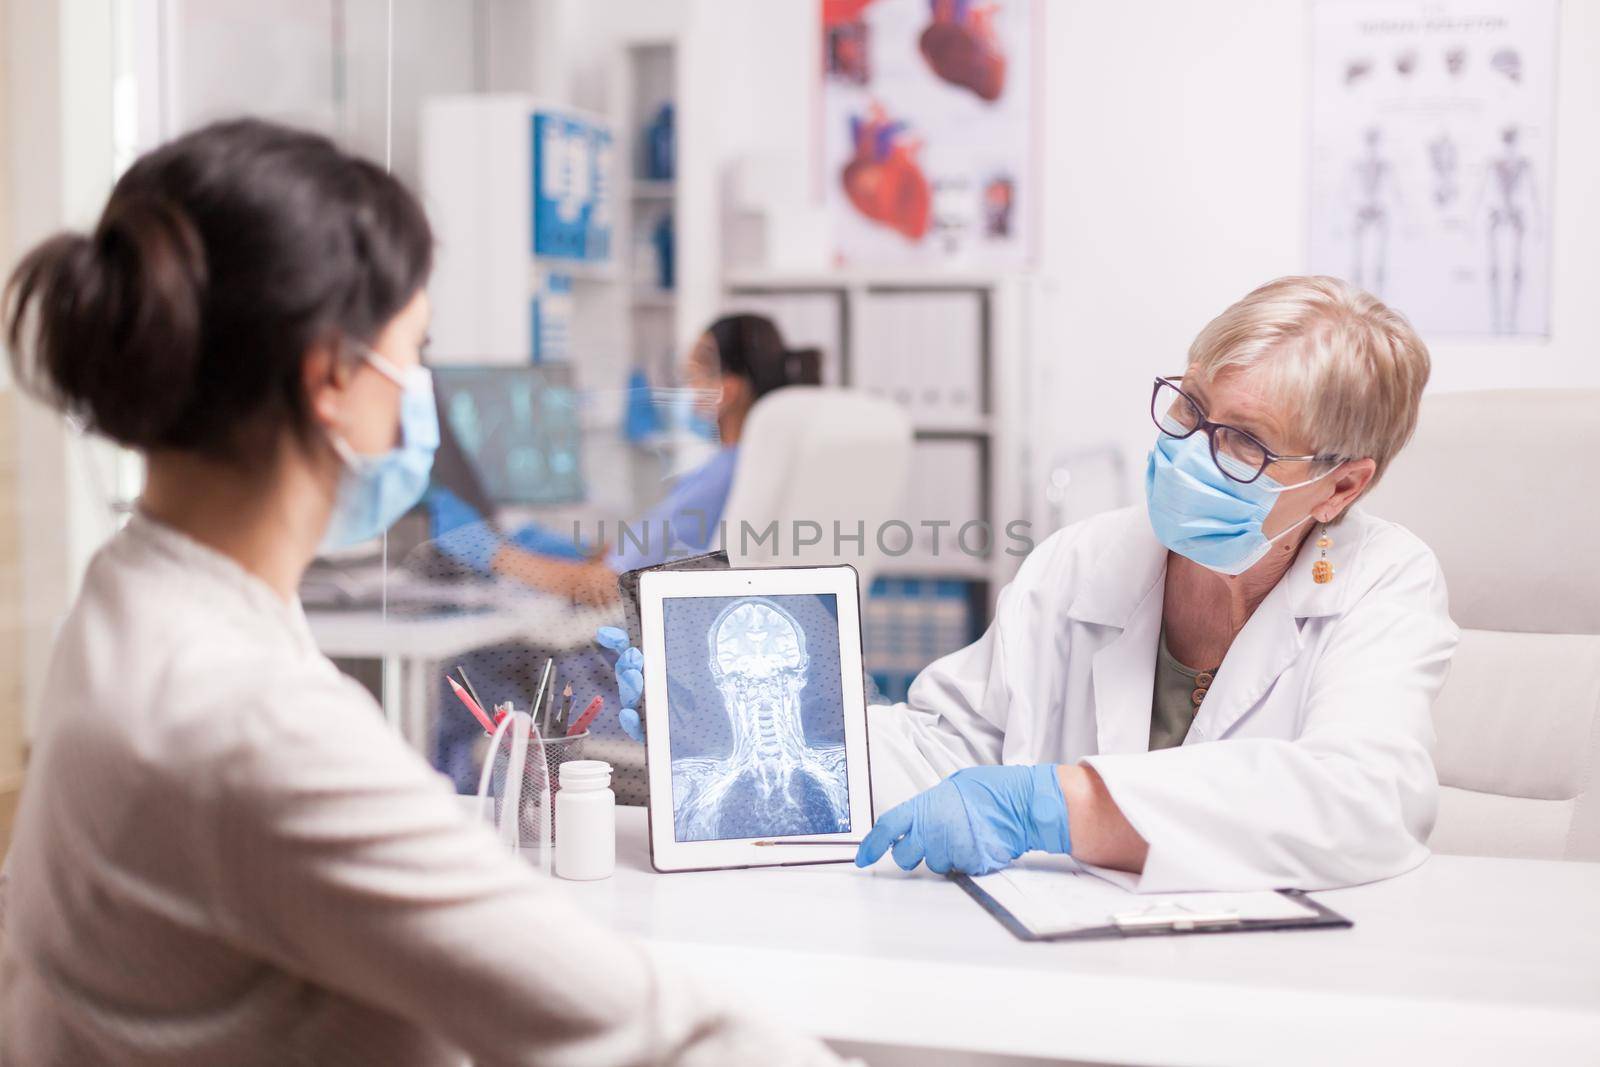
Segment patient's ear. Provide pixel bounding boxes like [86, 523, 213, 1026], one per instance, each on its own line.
[303, 337, 352, 428]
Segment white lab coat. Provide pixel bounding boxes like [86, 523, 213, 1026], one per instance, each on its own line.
[0, 513, 847, 1067]
[866, 504, 1459, 893]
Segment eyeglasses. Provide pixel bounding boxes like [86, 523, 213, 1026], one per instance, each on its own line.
[1150, 376, 1334, 485]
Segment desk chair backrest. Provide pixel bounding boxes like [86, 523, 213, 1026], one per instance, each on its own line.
[1365, 389, 1600, 861]
[722, 387, 913, 587]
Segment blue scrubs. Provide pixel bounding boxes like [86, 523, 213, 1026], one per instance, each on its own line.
[426, 446, 739, 574]
[609, 446, 740, 572]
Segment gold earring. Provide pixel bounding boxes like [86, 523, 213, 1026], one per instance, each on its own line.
[1311, 524, 1335, 585]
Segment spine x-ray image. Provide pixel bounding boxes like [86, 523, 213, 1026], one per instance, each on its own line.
[666, 595, 850, 842]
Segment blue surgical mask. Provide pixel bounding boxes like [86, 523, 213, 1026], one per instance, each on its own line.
[668, 387, 718, 441]
[687, 412, 718, 441]
[1144, 431, 1336, 575]
[320, 349, 439, 553]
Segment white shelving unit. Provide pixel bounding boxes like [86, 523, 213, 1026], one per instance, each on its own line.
[612, 40, 681, 385]
[722, 269, 1047, 699]
[419, 94, 620, 371]
[722, 269, 1045, 611]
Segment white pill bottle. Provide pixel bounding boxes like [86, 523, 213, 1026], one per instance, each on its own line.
[555, 760, 615, 880]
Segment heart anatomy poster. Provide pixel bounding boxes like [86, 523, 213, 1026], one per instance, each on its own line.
[1308, 0, 1559, 337]
[821, 0, 1037, 268]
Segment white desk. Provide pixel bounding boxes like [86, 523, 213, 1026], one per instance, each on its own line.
[560, 806, 1600, 1066]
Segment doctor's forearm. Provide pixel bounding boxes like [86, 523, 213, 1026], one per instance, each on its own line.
[1058, 764, 1149, 873]
[491, 545, 618, 605]
[491, 543, 569, 588]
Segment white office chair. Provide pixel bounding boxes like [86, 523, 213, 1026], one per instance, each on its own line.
[721, 387, 914, 587]
[1365, 389, 1600, 861]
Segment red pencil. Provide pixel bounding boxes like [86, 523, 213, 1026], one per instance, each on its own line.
[566, 695, 604, 737]
[447, 676, 497, 735]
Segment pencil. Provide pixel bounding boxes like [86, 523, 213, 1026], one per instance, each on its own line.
[456, 665, 486, 720]
[566, 695, 604, 737]
[446, 676, 496, 735]
[531, 659, 554, 732]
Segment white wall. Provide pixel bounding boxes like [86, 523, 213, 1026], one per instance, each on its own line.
[156, 0, 482, 185]
[677, 0, 818, 352]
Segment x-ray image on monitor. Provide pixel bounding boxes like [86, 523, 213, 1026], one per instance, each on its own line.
[432, 365, 583, 506]
[663, 593, 851, 843]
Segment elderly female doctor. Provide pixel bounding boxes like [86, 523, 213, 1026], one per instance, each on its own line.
[857, 276, 1459, 892]
[0, 120, 847, 1066]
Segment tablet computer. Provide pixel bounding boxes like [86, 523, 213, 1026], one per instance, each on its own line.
[639, 565, 874, 872]
[618, 551, 730, 726]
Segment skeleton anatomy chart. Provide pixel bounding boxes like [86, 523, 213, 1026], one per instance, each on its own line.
[665, 595, 851, 842]
[1309, 0, 1558, 337]
[821, 0, 1036, 268]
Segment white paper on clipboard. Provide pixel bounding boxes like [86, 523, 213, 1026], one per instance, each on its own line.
[968, 854, 1318, 939]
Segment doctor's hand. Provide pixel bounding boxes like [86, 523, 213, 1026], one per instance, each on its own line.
[557, 559, 620, 608]
[595, 626, 645, 742]
[854, 764, 1071, 876]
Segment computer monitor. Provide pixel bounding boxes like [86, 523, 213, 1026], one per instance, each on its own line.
[431, 364, 584, 506]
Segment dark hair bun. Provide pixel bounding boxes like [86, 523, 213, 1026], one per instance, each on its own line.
[708, 313, 793, 402]
[6, 197, 209, 448]
[4, 118, 432, 459]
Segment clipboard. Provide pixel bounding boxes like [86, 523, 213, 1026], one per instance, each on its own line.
[953, 867, 1353, 943]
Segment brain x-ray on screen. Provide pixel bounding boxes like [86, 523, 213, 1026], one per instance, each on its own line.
[664, 594, 851, 842]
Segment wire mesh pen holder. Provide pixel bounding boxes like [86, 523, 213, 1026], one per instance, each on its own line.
[476, 712, 591, 876]
[539, 732, 589, 842]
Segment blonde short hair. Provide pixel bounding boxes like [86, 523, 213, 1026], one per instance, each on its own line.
[1186, 275, 1430, 486]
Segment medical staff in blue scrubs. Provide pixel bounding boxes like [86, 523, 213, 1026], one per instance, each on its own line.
[426, 313, 807, 595]
[428, 314, 815, 789]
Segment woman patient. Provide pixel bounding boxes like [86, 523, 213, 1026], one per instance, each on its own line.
[0, 119, 849, 1066]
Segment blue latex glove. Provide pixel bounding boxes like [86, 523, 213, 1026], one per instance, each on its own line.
[854, 764, 1071, 876]
[595, 626, 645, 742]
[507, 522, 588, 561]
[623, 368, 661, 442]
[429, 487, 501, 575]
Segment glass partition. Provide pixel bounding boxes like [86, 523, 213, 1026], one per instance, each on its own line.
[6, 2, 708, 809]
[368, 4, 696, 804]
[183, 1, 696, 801]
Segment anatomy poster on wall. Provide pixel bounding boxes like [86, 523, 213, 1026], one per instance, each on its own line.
[1308, 0, 1558, 337]
[821, 0, 1037, 268]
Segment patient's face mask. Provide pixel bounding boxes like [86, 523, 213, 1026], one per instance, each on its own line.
[320, 346, 439, 553]
[677, 335, 726, 440]
[1144, 430, 1336, 575]
[671, 389, 719, 440]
